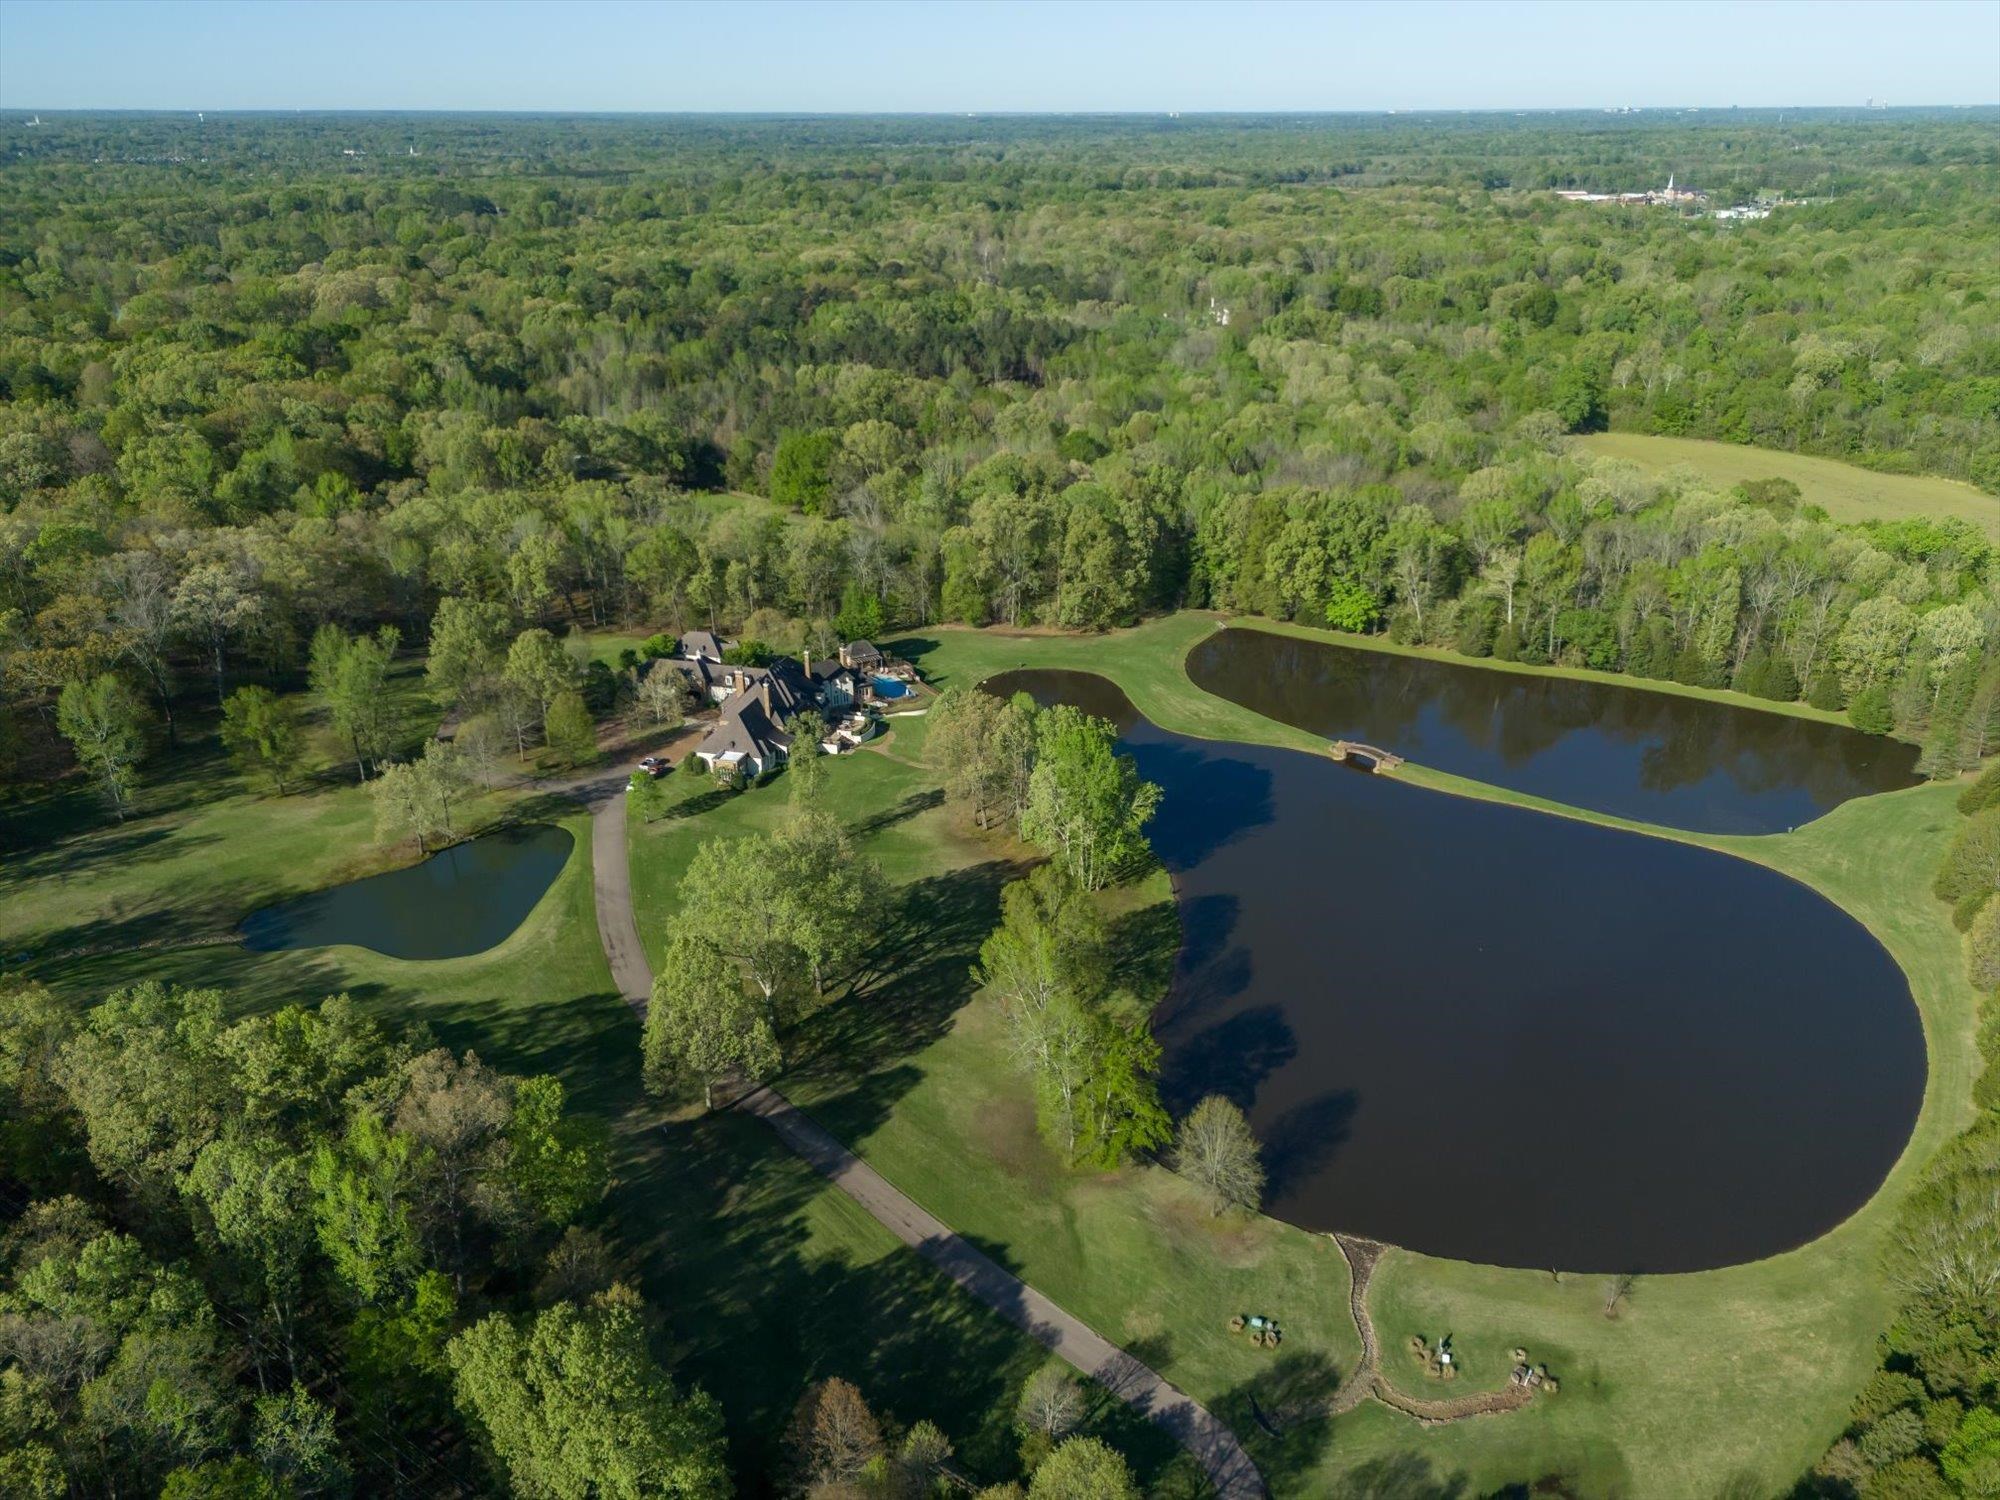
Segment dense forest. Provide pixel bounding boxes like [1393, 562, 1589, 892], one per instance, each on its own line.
[3, 108, 2000, 786]
[3, 109, 1999, 1496]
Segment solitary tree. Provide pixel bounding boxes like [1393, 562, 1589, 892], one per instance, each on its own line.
[1016, 1364, 1086, 1452]
[1020, 706, 1160, 890]
[56, 673, 146, 818]
[310, 624, 403, 780]
[635, 666, 688, 730]
[1172, 1095, 1265, 1217]
[220, 685, 304, 794]
[371, 764, 432, 854]
[543, 690, 597, 767]
[785, 710, 828, 804]
[642, 934, 780, 1110]
[782, 1377, 883, 1493]
[455, 711, 510, 788]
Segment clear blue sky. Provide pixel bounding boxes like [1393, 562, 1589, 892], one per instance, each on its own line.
[1, 0, 1994, 112]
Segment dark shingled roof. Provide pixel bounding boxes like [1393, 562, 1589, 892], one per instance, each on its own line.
[696, 684, 794, 764]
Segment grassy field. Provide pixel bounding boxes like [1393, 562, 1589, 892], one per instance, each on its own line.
[1, 663, 463, 956]
[20, 702, 1184, 1493]
[22, 610, 1983, 1495]
[878, 613, 1984, 1497]
[626, 723, 1369, 1445]
[1576, 431, 2000, 540]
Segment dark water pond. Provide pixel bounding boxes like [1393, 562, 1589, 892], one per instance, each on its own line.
[240, 824, 572, 960]
[1185, 627, 1922, 834]
[987, 669, 1923, 1272]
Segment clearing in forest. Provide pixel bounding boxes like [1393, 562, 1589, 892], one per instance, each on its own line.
[1575, 432, 2000, 540]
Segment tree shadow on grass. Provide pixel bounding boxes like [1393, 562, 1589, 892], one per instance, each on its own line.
[1211, 1349, 1344, 1493]
[849, 786, 945, 840]
[0, 819, 192, 887]
[1344, 1453, 1475, 1499]
[1107, 894, 1180, 1004]
[791, 858, 1027, 1111]
[613, 1109, 1146, 1494]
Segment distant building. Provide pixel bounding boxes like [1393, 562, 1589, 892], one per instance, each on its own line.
[1555, 174, 1707, 207]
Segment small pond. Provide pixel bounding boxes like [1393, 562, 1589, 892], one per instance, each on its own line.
[1185, 627, 1922, 834]
[239, 824, 573, 961]
[986, 669, 1924, 1272]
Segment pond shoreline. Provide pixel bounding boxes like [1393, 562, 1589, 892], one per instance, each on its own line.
[985, 665, 1925, 1273]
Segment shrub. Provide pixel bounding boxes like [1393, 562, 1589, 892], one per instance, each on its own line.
[1857, 1407, 1927, 1469]
[1967, 898, 2000, 990]
[1958, 762, 2000, 815]
[1850, 683, 1896, 735]
[1852, 1369, 1927, 1426]
[1807, 671, 1847, 711]
[1453, 596, 1498, 657]
[1951, 889, 1991, 934]
[1863, 1454, 1949, 1500]
[1933, 810, 2000, 903]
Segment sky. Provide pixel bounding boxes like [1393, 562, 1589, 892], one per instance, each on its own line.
[0, 0, 1995, 113]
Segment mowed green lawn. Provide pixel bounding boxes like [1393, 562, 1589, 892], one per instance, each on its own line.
[627, 721, 1369, 1477]
[880, 614, 1984, 1497]
[1, 662, 458, 959]
[22, 710, 1182, 1491]
[1576, 431, 2000, 540]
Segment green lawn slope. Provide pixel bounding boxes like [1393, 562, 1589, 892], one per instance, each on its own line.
[1576, 431, 2000, 540]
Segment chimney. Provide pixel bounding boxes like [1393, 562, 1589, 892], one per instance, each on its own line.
[804, 647, 812, 677]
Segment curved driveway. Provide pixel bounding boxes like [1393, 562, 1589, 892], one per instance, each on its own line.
[565, 758, 1266, 1499]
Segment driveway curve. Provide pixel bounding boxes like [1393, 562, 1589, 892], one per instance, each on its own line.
[561, 755, 1267, 1499]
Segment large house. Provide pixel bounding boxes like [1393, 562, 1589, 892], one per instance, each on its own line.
[640, 635, 872, 781]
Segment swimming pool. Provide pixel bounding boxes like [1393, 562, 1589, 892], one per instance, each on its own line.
[872, 674, 909, 699]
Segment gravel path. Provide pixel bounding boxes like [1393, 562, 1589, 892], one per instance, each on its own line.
[563, 749, 1267, 1499]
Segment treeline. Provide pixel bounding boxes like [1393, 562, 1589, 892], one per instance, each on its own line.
[1805, 779, 2000, 1497]
[3, 111, 1998, 805]
[0, 978, 742, 1497]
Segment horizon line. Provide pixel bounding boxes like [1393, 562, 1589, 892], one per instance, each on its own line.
[7, 103, 1997, 118]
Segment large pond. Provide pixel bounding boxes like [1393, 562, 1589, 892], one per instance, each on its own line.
[986, 669, 1924, 1272]
[239, 824, 572, 961]
[1185, 627, 1922, 834]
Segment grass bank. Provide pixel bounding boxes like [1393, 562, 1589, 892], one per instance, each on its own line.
[1575, 431, 2000, 540]
[879, 613, 1983, 1497]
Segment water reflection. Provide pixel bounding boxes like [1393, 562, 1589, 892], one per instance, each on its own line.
[987, 669, 1924, 1272]
[1185, 628, 1922, 833]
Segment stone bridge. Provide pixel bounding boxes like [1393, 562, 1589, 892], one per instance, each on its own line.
[1329, 740, 1405, 772]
